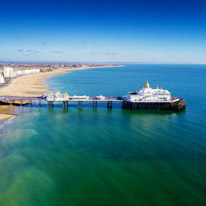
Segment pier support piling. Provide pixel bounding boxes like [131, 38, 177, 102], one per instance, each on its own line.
[107, 101, 112, 109]
[78, 101, 83, 108]
[93, 101, 97, 108]
[63, 101, 68, 108]
[38, 100, 41, 107]
[48, 101, 53, 108]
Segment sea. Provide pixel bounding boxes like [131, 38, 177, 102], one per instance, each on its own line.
[0, 64, 205, 206]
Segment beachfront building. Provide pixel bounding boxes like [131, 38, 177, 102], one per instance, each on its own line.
[13, 68, 40, 76]
[122, 81, 171, 102]
[0, 74, 5, 84]
[3, 67, 40, 78]
[15, 70, 23, 76]
[3, 67, 15, 78]
[21, 69, 40, 75]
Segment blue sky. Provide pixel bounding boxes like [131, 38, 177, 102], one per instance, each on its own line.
[0, 0, 206, 63]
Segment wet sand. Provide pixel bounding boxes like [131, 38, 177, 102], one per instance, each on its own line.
[0, 105, 16, 125]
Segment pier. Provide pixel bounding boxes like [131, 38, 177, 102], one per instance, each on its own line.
[0, 95, 186, 111]
[0, 96, 42, 106]
[46, 97, 122, 109]
[0, 83, 186, 111]
[0, 95, 122, 109]
[0, 81, 187, 111]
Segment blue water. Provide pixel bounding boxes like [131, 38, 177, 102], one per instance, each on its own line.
[0, 64, 206, 206]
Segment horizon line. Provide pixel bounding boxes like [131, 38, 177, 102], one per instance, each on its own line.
[1, 61, 206, 65]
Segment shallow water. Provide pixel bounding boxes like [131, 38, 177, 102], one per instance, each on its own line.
[0, 65, 206, 206]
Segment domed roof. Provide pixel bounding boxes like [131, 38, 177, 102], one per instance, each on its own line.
[64, 92, 69, 97]
[55, 91, 60, 97]
[144, 80, 149, 87]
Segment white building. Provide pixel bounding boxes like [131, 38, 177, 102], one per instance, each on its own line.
[21, 69, 40, 75]
[14, 69, 40, 76]
[46, 91, 90, 102]
[15, 70, 23, 76]
[3, 67, 40, 78]
[0, 74, 5, 84]
[123, 81, 172, 102]
[47, 91, 70, 102]
[70, 94, 89, 100]
[3, 67, 14, 78]
[96, 95, 105, 100]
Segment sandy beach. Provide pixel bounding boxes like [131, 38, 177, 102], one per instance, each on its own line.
[0, 65, 122, 124]
[0, 105, 15, 124]
[0, 65, 122, 97]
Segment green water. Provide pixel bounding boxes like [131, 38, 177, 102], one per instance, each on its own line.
[0, 65, 206, 206]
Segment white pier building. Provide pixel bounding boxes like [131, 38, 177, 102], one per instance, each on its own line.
[46, 91, 70, 102]
[46, 91, 90, 102]
[70, 95, 89, 100]
[123, 81, 178, 103]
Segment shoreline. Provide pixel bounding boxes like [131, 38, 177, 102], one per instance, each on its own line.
[0, 115, 16, 129]
[0, 65, 123, 124]
[0, 105, 16, 126]
[0, 65, 123, 97]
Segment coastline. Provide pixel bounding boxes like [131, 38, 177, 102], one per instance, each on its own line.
[0, 65, 123, 97]
[0, 65, 123, 124]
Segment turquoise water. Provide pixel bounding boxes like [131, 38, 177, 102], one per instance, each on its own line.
[0, 65, 206, 206]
